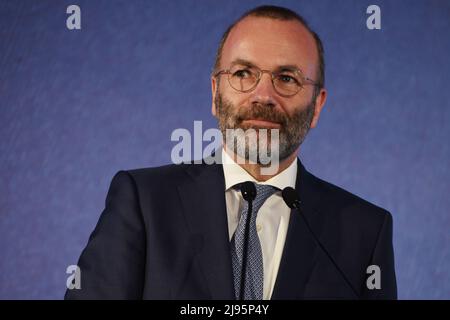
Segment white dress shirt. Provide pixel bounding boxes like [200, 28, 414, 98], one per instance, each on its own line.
[221, 149, 297, 300]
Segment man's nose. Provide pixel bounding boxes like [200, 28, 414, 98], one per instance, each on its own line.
[250, 72, 277, 106]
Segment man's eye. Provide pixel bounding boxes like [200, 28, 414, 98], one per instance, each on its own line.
[278, 74, 298, 83]
[233, 69, 252, 78]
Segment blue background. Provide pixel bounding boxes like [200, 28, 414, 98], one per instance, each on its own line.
[0, 0, 449, 299]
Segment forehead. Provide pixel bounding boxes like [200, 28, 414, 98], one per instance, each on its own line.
[221, 16, 318, 76]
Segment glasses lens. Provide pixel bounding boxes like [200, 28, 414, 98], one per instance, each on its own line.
[228, 66, 258, 92]
[273, 71, 302, 96]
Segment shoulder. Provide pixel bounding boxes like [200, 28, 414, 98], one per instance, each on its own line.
[109, 161, 221, 195]
[127, 163, 192, 182]
[109, 163, 194, 192]
[305, 168, 392, 230]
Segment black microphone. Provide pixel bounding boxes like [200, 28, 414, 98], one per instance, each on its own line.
[240, 181, 256, 202]
[282, 187, 360, 299]
[237, 181, 256, 300]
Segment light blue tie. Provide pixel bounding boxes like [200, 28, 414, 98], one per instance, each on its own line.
[230, 182, 278, 300]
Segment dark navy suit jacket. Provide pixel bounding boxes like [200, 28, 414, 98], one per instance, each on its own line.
[65, 159, 397, 299]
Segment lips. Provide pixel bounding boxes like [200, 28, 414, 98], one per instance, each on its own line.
[241, 119, 281, 128]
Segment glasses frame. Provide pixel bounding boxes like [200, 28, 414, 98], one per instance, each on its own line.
[214, 66, 319, 97]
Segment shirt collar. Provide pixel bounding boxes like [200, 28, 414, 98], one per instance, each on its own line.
[221, 148, 297, 191]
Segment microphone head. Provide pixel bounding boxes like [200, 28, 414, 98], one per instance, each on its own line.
[282, 187, 301, 209]
[239, 181, 257, 201]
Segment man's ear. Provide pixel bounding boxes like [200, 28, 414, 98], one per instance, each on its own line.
[211, 76, 218, 117]
[310, 87, 327, 129]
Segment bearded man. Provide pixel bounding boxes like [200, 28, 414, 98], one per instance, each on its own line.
[66, 5, 397, 300]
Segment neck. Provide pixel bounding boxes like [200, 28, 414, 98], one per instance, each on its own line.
[224, 146, 299, 182]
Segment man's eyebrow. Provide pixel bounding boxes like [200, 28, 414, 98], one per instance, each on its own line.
[230, 59, 302, 72]
[230, 58, 257, 68]
[276, 65, 302, 72]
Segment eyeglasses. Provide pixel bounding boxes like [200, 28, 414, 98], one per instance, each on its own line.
[214, 64, 318, 97]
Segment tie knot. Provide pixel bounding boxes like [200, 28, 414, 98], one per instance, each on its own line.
[235, 182, 278, 213]
[254, 183, 278, 203]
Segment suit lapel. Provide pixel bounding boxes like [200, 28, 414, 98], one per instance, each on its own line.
[271, 159, 326, 299]
[176, 162, 235, 299]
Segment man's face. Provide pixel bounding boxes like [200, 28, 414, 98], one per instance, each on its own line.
[211, 16, 327, 163]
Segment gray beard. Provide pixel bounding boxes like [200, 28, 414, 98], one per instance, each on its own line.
[215, 92, 315, 164]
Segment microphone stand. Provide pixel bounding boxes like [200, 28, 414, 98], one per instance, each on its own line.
[238, 181, 256, 300]
[282, 187, 360, 299]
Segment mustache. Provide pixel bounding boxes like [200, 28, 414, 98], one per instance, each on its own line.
[235, 103, 288, 126]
